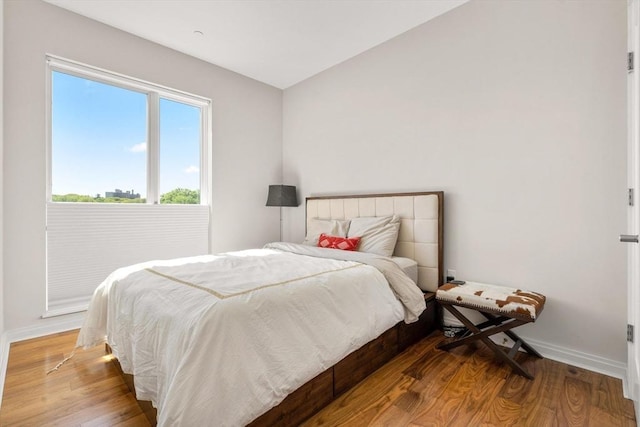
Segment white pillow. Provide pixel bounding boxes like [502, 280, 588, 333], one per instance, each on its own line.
[302, 219, 350, 246]
[347, 215, 400, 257]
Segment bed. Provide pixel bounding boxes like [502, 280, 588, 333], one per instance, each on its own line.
[77, 191, 444, 426]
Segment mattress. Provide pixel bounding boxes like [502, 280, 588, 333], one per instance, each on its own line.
[392, 256, 418, 284]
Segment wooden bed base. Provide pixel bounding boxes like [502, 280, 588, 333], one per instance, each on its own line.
[108, 292, 438, 426]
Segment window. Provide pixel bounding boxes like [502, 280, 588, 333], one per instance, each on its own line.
[45, 56, 211, 316]
[51, 71, 148, 202]
[159, 98, 202, 204]
[49, 58, 209, 205]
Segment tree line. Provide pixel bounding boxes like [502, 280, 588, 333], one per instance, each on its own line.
[52, 188, 200, 204]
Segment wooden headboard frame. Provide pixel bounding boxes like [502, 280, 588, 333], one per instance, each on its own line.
[306, 191, 444, 292]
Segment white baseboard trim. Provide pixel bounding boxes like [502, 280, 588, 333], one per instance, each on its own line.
[5, 313, 84, 344]
[488, 333, 629, 395]
[445, 315, 627, 392]
[0, 314, 85, 409]
[524, 337, 629, 396]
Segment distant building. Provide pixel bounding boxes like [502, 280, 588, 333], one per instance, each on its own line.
[105, 189, 141, 199]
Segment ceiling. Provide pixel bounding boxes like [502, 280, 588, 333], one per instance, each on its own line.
[43, 0, 468, 89]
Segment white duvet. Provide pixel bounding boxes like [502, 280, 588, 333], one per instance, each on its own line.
[77, 243, 426, 426]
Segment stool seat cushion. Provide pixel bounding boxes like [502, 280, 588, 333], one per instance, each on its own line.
[436, 282, 546, 321]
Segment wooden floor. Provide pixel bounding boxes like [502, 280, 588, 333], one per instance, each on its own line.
[0, 330, 636, 426]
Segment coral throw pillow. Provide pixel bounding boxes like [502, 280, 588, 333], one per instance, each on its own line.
[317, 233, 361, 251]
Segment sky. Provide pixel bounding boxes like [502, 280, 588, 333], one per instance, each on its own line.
[51, 71, 201, 199]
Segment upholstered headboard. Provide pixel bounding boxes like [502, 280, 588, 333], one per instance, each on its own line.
[305, 191, 443, 292]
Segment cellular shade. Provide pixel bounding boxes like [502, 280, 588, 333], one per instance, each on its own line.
[46, 203, 209, 316]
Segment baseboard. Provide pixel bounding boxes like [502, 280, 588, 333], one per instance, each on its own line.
[5, 312, 84, 344]
[480, 331, 629, 395]
[522, 337, 629, 395]
[443, 310, 629, 384]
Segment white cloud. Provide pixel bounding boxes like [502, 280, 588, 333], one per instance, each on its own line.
[128, 142, 147, 153]
[184, 165, 200, 174]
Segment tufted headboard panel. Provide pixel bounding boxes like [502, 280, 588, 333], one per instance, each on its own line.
[305, 191, 443, 292]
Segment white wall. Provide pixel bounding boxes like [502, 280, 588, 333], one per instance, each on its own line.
[283, 0, 628, 364]
[3, 0, 283, 332]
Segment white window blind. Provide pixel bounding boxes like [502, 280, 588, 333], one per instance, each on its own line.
[45, 203, 209, 316]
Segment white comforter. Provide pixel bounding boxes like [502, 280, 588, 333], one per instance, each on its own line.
[76, 243, 426, 426]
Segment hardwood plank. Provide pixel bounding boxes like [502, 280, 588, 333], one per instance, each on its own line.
[304, 370, 415, 426]
[300, 337, 435, 427]
[108, 413, 152, 427]
[0, 329, 636, 427]
[306, 334, 635, 427]
[367, 404, 412, 427]
[447, 367, 507, 425]
[410, 349, 496, 424]
[520, 406, 558, 427]
[2, 379, 132, 426]
[558, 376, 592, 426]
[566, 364, 599, 384]
[591, 372, 627, 415]
[481, 396, 522, 426]
[498, 357, 536, 404]
[520, 359, 566, 427]
[589, 405, 623, 427]
[339, 375, 415, 426]
[624, 399, 639, 422]
[0, 330, 147, 427]
[55, 391, 145, 427]
[533, 357, 566, 414]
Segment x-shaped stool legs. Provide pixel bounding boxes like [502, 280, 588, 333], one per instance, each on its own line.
[437, 302, 542, 379]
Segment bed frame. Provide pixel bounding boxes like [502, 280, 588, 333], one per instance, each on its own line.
[109, 191, 444, 426]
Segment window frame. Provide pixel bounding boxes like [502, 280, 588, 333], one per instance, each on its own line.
[45, 55, 212, 205]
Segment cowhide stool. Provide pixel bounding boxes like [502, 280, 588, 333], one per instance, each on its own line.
[435, 282, 546, 380]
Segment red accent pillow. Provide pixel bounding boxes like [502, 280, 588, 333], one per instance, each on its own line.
[317, 233, 361, 251]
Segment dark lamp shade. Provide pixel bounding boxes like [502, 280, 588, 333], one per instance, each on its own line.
[266, 185, 298, 207]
